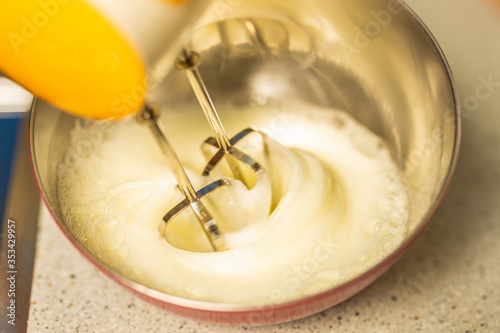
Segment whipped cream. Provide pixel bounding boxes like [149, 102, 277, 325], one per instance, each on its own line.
[57, 101, 408, 305]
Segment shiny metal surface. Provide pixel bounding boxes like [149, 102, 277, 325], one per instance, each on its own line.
[201, 127, 265, 179]
[29, 0, 460, 325]
[175, 50, 249, 185]
[136, 104, 227, 252]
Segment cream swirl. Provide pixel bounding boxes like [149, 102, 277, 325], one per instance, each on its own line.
[57, 102, 408, 305]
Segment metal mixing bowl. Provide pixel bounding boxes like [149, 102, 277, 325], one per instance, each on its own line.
[29, 0, 460, 325]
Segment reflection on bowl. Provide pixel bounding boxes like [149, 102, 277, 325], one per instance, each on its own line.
[30, 0, 460, 325]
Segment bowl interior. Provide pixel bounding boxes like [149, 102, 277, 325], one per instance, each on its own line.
[30, 0, 459, 324]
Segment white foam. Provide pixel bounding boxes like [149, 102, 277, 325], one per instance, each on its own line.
[57, 100, 409, 305]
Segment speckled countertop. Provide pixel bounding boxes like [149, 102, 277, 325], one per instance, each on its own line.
[26, 1, 500, 332]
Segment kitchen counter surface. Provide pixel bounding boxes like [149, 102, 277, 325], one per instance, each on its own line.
[26, 1, 500, 332]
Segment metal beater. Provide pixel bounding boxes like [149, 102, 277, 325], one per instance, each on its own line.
[137, 48, 266, 252]
[136, 104, 229, 251]
[175, 48, 265, 184]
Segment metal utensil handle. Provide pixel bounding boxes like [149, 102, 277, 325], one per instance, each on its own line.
[175, 50, 232, 153]
[137, 104, 227, 251]
[176, 50, 248, 183]
[137, 104, 197, 202]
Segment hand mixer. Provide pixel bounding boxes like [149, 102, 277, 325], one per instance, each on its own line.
[0, 0, 267, 252]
